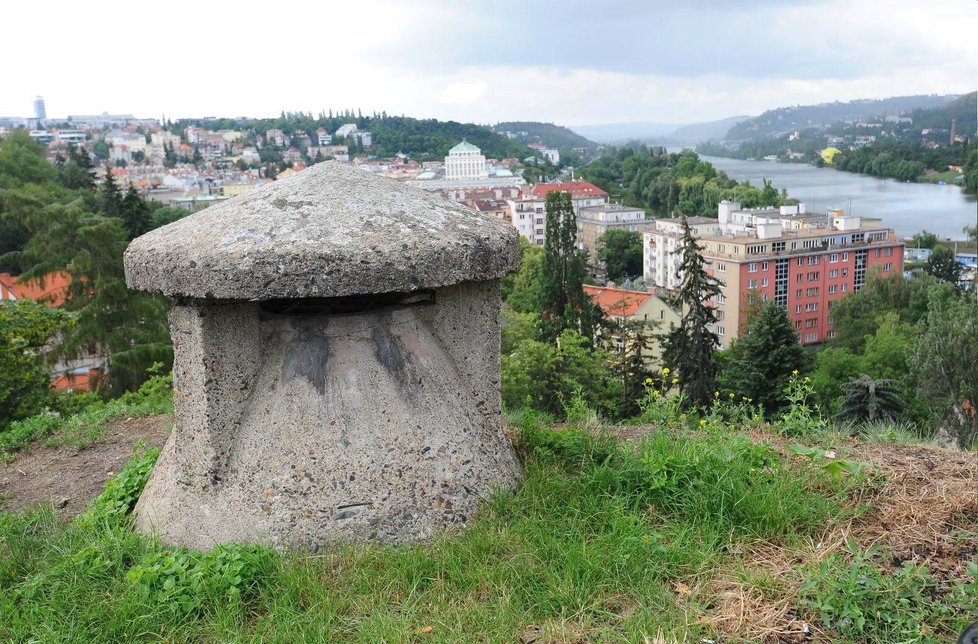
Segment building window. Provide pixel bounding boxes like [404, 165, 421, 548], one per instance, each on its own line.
[716, 294, 726, 304]
[804, 333, 818, 342]
[772, 242, 786, 252]
[796, 289, 803, 298]
[842, 252, 849, 261]
[875, 249, 881, 257]
[716, 262, 726, 271]
[841, 283, 847, 292]
[797, 258, 804, 267]
[716, 325, 725, 336]
[885, 247, 893, 256]
[806, 287, 819, 296]
[827, 330, 836, 339]
[761, 278, 769, 287]
[828, 284, 838, 294]
[795, 320, 802, 329]
[842, 268, 848, 277]
[748, 262, 758, 272]
[747, 279, 758, 289]
[805, 302, 819, 312]
[717, 310, 725, 320]
[882, 263, 893, 271]
[796, 274, 803, 283]
[830, 253, 838, 263]
[829, 269, 839, 278]
[808, 256, 819, 265]
[795, 304, 802, 314]
[747, 244, 766, 254]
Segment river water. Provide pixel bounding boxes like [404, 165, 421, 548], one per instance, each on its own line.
[697, 155, 977, 239]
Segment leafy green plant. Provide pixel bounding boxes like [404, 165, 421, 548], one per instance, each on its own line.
[127, 543, 272, 616]
[787, 443, 871, 482]
[78, 441, 160, 525]
[778, 373, 829, 437]
[800, 541, 975, 641]
[836, 375, 905, 424]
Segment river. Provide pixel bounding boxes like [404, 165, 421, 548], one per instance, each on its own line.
[697, 155, 977, 239]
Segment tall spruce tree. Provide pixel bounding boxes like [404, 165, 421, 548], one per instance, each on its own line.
[663, 215, 722, 408]
[101, 162, 121, 217]
[539, 191, 596, 342]
[120, 185, 152, 240]
[720, 301, 810, 413]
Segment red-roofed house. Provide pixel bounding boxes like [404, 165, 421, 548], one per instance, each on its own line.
[0, 272, 71, 306]
[584, 285, 679, 365]
[509, 181, 610, 246]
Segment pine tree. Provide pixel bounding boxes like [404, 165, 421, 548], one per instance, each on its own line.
[120, 185, 151, 240]
[539, 191, 596, 342]
[663, 215, 722, 408]
[101, 163, 121, 217]
[720, 301, 810, 413]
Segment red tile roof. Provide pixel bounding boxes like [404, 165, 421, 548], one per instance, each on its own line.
[584, 285, 651, 319]
[0, 272, 71, 306]
[529, 180, 608, 200]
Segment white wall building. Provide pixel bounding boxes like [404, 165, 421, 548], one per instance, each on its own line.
[444, 141, 489, 181]
[643, 217, 723, 291]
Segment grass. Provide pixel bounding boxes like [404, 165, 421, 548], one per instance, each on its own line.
[0, 372, 173, 461]
[0, 404, 973, 642]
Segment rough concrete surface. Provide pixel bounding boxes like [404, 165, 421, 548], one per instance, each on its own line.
[133, 283, 520, 550]
[124, 161, 520, 300]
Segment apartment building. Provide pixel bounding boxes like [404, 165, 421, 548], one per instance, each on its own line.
[576, 204, 655, 271]
[642, 201, 904, 347]
[702, 216, 904, 347]
[508, 180, 609, 245]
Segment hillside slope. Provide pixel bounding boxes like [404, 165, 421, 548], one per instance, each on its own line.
[492, 121, 598, 150]
[726, 94, 961, 139]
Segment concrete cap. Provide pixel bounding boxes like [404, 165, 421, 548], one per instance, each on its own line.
[124, 161, 520, 300]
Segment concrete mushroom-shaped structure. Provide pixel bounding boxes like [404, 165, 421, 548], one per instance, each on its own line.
[124, 161, 522, 550]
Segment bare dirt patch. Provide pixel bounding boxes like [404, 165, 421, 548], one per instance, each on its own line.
[0, 415, 171, 518]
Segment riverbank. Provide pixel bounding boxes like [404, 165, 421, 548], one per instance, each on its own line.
[698, 154, 977, 239]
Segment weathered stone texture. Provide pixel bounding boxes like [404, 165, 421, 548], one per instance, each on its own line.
[127, 163, 521, 550]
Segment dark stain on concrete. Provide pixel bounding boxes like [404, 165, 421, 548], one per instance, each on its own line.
[282, 318, 330, 394]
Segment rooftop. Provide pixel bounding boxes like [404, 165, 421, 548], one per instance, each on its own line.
[529, 180, 608, 199]
[583, 285, 653, 319]
[449, 140, 481, 154]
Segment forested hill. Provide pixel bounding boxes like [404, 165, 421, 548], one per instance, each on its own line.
[726, 94, 961, 139]
[910, 91, 977, 133]
[181, 113, 532, 161]
[491, 121, 598, 150]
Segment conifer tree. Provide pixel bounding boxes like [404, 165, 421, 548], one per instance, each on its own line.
[120, 185, 151, 240]
[101, 163, 121, 217]
[663, 215, 722, 408]
[720, 300, 809, 413]
[539, 191, 596, 343]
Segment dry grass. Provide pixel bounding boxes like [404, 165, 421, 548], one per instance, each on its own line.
[610, 423, 977, 642]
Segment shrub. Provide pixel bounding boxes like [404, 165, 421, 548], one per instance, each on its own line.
[835, 375, 905, 424]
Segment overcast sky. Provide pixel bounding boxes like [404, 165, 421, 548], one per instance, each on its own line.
[2, 0, 975, 126]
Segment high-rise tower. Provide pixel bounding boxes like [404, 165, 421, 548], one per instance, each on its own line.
[33, 96, 47, 122]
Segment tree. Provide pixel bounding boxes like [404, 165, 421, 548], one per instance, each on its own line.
[596, 229, 643, 282]
[101, 163, 121, 217]
[720, 301, 809, 413]
[120, 186, 152, 240]
[539, 191, 597, 342]
[502, 237, 546, 315]
[0, 299, 72, 430]
[10, 202, 172, 395]
[835, 375, 905, 424]
[924, 245, 964, 287]
[662, 216, 722, 408]
[909, 292, 978, 447]
[57, 145, 95, 191]
[0, 130, 56, 188]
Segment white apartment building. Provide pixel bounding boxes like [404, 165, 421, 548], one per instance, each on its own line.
[643, 217, 723, 290]
[444, 141, 489, 180]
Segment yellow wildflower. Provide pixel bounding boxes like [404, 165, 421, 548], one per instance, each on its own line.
[792, 369, 799, 376]
[699, 419, 707, 426]
[645, 377, 653, 384]
[728, 393, 735, 399]
[661, 367, 670, 375]
[804, 376, 811, 382]
[714, 391, 720, 397]
[671, 378, 679, 385]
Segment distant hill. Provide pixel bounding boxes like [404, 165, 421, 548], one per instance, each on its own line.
[491, 121, 597, 150]
[910, 91, 977, 134]
[725, 94, 962, 139]
[180, 113, 532, 162]
[670, 116, 750, 144]
[568, 122, 681, 144]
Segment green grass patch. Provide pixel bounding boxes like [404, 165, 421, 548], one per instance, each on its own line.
[0, 415, 859, 641]
[0, 373, 173, 461]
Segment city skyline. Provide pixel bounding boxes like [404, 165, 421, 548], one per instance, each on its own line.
[1, 0, 975, 126]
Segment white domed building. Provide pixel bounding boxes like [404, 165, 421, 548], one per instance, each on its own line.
[444, 141, 489, 180]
